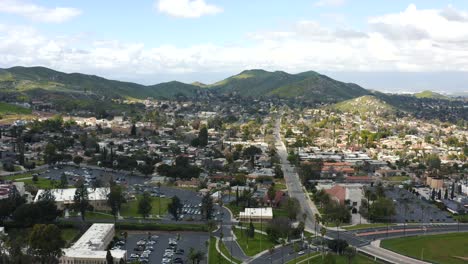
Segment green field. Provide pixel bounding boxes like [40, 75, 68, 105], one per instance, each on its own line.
[233, 227, 276, 256]
[0, 102, 32, 115]
[219, 238, 242, 264]
[309, 253, 380, 264]
[209, 237, 232, 264]
[286, 252, 320, 264]
[381, 232, 468, 264]
[120, 195, 171, 218]
[61, 228, 81, 245]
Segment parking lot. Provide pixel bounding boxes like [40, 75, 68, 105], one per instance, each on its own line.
[125, 232, 209, 264]
[386, 188, 455, 223]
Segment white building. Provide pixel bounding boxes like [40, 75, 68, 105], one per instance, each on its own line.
[239, 207, 273, 222]
[60, 224, 125, 264]
[34, 188, 110, 211]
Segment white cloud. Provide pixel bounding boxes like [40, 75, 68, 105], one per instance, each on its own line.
[3, 4, 468, 84]
[0, 0, 81, 23]
[156, 0, 222, 18]
[314, 0, 346, 7]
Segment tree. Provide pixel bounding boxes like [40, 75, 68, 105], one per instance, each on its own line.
[437, 189, 442, 200]
[108, 185, 125, 222]
[285, 197, 300, 220]
[266, 217, 291, 242]
[130, 123, 137, 136]
[248, 221, 255, 238]
[274, 165, 284, 179]
[168, 195, 182, 221]
[426, 154, 441, 170]
[138, 192, 152, 219]
[28, 224, 65, 264]
[327, 239, 348, 254]
[201, 193, 214, 220]
[73, 183, 90, 221]
[59, 173, 68, 188]
[369, 197, 396, 222]
[444, 188, 449, 200]
[106, 250, 113, 264]
[198, 126, 208, 147]
[344, 246, 357, 264]
[137, 163, 154, 177]
[451, 182, 455, 199]
[267, 185, 276, 206]
[44, 142, 57, 165]
[243, 145, 262, 167]
[73, 155, 83, 166]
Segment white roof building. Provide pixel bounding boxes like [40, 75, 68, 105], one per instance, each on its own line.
[34, 188, 109, 203]
[239, 207, 273, 222]
[60, 224, 125, 264]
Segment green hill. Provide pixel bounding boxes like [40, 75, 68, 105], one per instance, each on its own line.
[210, 69, 369, 101]
[0, 66, 201, 100]
[328, 95, 395, 114]
[414, 90, 449, 100]
[0, 102, 32, 115]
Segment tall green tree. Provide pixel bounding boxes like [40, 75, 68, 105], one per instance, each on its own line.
[28, 224, 65, 264]
[201, 193, 214, 220]
[73, 183, 90, 221]
[138, 192, 152, 219]
[168, 195, 183, 221]
[198, 126, 208, 147]
[107, 184, 125, 222]
[106, 250, 113, 264]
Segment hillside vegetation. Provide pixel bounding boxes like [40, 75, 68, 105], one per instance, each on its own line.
[414, 90, 449, 100]
[328, 95, 395, 114]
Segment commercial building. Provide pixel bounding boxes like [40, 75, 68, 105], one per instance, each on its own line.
[34, 188, 110, 211]
[426, 176, 444, 189]
[239, 207, 273, 222]
[60, 224, 125, 264]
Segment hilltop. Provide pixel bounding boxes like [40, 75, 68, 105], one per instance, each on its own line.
[414, 90, 449, 100]
[210, 69, 370, 101]
[328, 95, 395, 115]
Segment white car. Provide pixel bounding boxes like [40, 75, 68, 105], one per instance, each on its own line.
[298, 251, 305, 255]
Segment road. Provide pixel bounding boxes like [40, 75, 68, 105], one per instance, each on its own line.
[274, 116, 319, 232]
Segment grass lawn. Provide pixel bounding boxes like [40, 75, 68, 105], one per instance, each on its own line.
[219, 238, 242, 264]
[381, 232, 468, 264]
[2, 172, 35, 181]
[61, 228, 80, 245]
[343, 223, 395, 231]
[286, 252, 320, 264]
[385, 176, 410, 182]
[274, 183, 287, 191]
[238, 222, 267, 233]
[120, 195, 171, 218]
[208, 237, 232, 264]
[273, 208, 289, 218]
[309, 253, 380, 264]
[85, 211, 114, 220]
[226, 203, 242, 217]
[21, 177, 56, 189]
[233, 227, 276, 256]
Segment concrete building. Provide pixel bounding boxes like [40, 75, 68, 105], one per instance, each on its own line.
[426, 176, 444, 189]
[60, 224, 125, 264]
[239, 207, 273, 222]
[34, 188, 110, 211]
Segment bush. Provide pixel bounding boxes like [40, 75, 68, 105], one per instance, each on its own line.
[327, 239, 348, 254]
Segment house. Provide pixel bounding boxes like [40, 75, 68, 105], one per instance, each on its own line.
[426, 176, 444, 189]
[324, 185, 347, 205]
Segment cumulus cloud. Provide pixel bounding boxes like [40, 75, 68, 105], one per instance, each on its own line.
[156, 0, 222, 18]
[0, 0, 81, 23]
[314, 0, 346, 7]
[2, 4, 468, 83]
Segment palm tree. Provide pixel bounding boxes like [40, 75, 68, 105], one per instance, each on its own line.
[320, 227, 327, 260]
[314, 214, 321, 239]
[269, 246, 275, 264]
[281, 238, 286, 264]
[157, 182, 162, 216]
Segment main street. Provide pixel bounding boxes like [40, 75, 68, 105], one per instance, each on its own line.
[274, 115, 319, 232]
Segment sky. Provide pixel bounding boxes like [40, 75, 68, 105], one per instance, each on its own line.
[1, 0, 468, 93]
